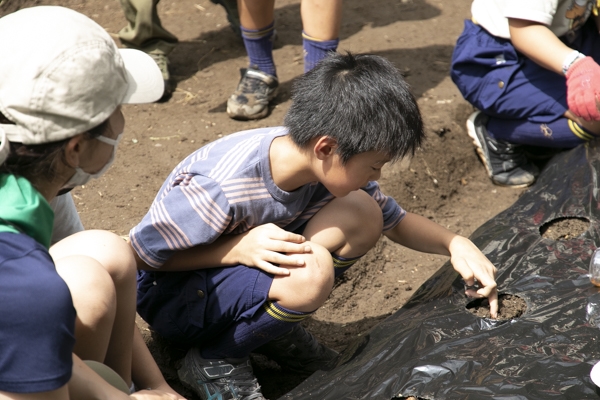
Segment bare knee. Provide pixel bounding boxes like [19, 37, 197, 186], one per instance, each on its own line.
[340, 190, 383, 252]
[51, 230, 136, 288]
[269, 242, 334, 312]
[303, 189, 383, 258]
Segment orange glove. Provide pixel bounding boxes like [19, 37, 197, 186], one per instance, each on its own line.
[565, 56, 600, 121]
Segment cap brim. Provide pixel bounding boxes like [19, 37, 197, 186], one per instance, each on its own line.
[119, 48, 164, 104]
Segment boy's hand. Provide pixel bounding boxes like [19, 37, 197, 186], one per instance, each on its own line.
[234, 223, 312, 275]
[448, 236, 498, 318]
[566, 56, 600, 121]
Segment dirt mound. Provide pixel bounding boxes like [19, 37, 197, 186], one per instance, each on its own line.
[466, 293, 527, 320]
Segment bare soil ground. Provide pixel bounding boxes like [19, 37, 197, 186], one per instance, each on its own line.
[2, 0, 556, 398]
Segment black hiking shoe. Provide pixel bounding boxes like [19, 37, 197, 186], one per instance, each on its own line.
[177, 347, 266, 400]
[254, 324, 339, 375]
[466, 111, 539, 188]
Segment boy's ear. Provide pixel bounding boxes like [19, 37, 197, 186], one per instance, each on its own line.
[313, 136, 338, 160]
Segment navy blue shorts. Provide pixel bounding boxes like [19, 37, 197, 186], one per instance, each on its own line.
[137, 266, 273, 347]
[451, 19, 600, 124]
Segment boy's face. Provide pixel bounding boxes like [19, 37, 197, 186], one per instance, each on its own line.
[323, 150, 390, 197]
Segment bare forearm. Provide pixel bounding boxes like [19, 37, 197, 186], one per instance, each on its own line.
[132, 235, 243, 272]
[384, 212, 454, 256]
[133, 224, 309, 276]
[508, 18, 574, 74]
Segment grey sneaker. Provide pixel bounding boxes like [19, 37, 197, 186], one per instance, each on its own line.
[210, 0, 240, 37]
[254, 325, 339, 375]
[466, 111, 539, 188]
[177, 347, 266, 400]
[148, 53, 172, 101]
[227, 67, 279, 120]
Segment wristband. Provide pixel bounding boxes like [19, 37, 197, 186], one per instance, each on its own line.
[562, 50, 585, 75]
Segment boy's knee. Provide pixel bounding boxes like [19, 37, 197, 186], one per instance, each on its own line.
[337, 190, 383, 253]
[271, 242, 334, 312]
[303, 190, 383, 258]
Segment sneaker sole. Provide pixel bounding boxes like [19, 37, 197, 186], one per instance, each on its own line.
[466, 112, 532, 189]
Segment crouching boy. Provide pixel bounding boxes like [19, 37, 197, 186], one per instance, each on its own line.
[129, 52, 498, 400]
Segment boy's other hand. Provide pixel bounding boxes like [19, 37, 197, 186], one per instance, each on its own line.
[448, 236, 499, 318]
[565, 56, 600, 121]
[235, 223, 312, 275]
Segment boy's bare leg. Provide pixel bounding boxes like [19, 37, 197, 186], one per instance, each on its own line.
[237, 0, 274, 29]
[301, 0, 342, 40]
[268, 190, 382, 312]
[51, 230, 138, 386]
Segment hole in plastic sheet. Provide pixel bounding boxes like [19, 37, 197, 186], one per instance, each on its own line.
[466, 293, 526, 321]
[539, 217, 590, 240]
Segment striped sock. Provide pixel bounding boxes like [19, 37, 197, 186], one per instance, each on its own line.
[242, 22, 276, 77]
[302, 31, 339, 73]
[201, 301, 311, 359]
[568, 119, 597, 141]
[332, 253, 362, 278]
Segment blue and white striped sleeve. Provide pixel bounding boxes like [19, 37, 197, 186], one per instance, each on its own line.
[362, 181, 406, 231]
[130, 174, 232, 268]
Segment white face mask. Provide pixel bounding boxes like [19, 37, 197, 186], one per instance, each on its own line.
[62, 132, 123, 190]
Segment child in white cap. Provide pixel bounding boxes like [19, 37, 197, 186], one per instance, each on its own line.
[0, 6, 183, 400]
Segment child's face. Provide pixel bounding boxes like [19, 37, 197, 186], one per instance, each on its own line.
[323, 151, 390, 197]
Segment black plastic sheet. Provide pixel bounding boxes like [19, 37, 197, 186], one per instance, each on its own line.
[282, 142, 600, 399]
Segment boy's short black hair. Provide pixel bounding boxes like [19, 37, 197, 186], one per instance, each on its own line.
[284, 52, 424, 163]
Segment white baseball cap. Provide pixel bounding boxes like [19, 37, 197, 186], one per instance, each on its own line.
[0, 6, 164, 148]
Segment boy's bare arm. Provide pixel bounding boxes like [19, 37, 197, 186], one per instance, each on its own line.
[383, 212, 498, 318]
[133, 223, 310, 276]
[508, 18, 575, 74]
